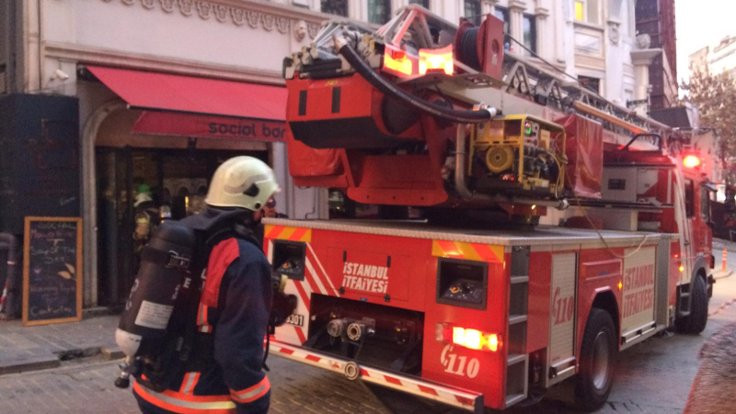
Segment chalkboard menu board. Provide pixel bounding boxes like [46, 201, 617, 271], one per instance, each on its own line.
[22, 217, 83, 326]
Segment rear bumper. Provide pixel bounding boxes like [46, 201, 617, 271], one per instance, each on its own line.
[269, 339, 484, 413]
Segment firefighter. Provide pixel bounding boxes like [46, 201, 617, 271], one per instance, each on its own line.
[261, 197, 287, 219]
[133, 183, 160, 254]
[132, 156, 280, 414]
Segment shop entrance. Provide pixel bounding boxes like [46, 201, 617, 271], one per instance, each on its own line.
[95, 147, 267, 306]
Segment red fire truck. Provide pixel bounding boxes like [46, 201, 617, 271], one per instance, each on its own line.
[266, 6, 715, 412]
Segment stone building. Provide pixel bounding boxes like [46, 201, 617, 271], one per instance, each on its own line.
[634, 0, 677, 111]
[689, 35, 736, 78]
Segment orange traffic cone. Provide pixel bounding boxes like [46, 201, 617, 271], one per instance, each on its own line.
[722, 247, 728, 272]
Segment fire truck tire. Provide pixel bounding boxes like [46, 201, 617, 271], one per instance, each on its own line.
[575, 308, 616, 412]
[676, 275, 708, 334]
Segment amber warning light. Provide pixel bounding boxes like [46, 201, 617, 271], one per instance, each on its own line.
[682, 154, 701, 169]
[383, 46, 415, 77]
[419, 45, 454, 76]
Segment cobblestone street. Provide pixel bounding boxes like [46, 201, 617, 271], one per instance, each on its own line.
[0, 348, 390, 414]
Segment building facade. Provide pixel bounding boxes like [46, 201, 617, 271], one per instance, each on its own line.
[0, 0, 658, 311]
[635, 0, 677, 111]
[0, 0, 333, 309]
[689, 35, 736, 78]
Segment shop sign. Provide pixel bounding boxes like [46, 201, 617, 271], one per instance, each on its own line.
[133, 111, 286, 142]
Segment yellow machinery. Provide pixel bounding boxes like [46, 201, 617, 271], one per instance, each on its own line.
[470, 114, 567, 198]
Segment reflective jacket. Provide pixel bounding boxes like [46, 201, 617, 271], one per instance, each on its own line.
[134, 233, 273, 414]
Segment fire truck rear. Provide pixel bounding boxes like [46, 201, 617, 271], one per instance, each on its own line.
[267, 5, 715, 412]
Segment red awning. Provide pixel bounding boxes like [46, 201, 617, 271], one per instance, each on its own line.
[87, 66, 286, 121]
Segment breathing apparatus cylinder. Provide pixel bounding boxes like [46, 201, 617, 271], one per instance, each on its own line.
[115, 221, 197, 364]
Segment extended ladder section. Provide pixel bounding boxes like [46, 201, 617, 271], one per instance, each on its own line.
[499, 53, 673, 139]
[505, 245, 530, 407]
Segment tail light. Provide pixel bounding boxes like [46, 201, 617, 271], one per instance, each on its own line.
[419, 45, 454, 75]
[436, 323, 500, 352]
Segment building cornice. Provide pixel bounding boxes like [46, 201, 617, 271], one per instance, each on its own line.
[631, 48, 662, 66]
[100, 0, 329, 40]
[508, 0, 527, 11]
[46, 41, 284, 85]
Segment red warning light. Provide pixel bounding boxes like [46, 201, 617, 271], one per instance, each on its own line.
[682, 154, 701, 169]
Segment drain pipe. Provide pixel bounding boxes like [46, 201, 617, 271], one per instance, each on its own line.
[453, 126, 569, 209]
[0, 233, 19, 319]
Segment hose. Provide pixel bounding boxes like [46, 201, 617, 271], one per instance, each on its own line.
[333, 33, 496, 124]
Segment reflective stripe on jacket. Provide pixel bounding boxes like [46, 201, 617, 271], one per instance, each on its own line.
[133, 380, 235, 414]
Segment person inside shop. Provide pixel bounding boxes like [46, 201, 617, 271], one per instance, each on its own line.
[132, 183, 160, 256]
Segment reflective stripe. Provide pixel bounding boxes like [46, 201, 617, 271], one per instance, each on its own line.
[197, 303, 206, 324]
[197, 303, 212, 333]
[202, 238, 240, 307]
[229, 376, 270, 404]
[134, 380, 235, 413]
[180, 372, 201, 395]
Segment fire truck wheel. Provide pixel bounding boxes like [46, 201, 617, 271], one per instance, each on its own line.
[676, 275, 708, 334]
[575, 308, 616, 412]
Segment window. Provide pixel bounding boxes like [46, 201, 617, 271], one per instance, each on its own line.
[464, 0, 482, 25]
[700, 186, 711, 220]
[409, 0, 430, 8]
[574, 0, 600, 25]
[321, 0, 348, 17]
[493, 6, 510, 51]
[578, 76, 600, 94]
[523, 14, 537, 53]
[685, 179, 694, 218]
[368, 0, 391, 24]
[493, 7, 509, 32]
[574, 0, 584, 20]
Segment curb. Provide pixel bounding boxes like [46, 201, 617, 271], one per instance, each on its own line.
[715, 269, 734, 280]
[55, 346, 103, 361]
[0, 344, 120, 376]
[0, 353, 61, 375]
[101, 346, 125, 360]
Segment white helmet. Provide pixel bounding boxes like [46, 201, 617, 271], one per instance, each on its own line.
[134, 192, 153, 207]
[205, 156, 280, 211]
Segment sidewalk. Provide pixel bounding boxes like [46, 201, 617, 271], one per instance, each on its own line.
[714, 237, 736, 253]
[0, 315, 121, 375]
[684, 321, 736, 413]
[684, 258, 736, 413]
